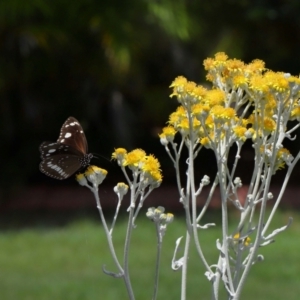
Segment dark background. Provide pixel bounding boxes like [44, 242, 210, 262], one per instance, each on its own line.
[2, 0, 300, 218]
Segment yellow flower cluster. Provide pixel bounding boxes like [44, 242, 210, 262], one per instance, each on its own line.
[146, 206, 174, 225]
[260, 145, 292, 171]
[233, 233, 251, 247]
[112, 148, 162, 184]
[160, 52, 300, 169]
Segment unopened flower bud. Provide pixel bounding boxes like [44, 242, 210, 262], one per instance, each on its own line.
[201, 175, 210, 186]
[114, 182, 129, 198]
[76, 173, 88, 186]
[85, 165, 107, 186]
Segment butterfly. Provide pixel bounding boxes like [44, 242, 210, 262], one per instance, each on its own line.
[39, 116, 93, 180]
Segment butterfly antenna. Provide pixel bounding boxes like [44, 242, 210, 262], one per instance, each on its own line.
[91, 153, 121, 173]
[92, 153, 111, 164]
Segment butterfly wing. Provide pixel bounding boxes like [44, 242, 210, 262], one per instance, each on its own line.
[39, 154, 83, 180]
[39, 141, 82, 160]
[39, 116, 92, 180]
[57, 117, 88, 155]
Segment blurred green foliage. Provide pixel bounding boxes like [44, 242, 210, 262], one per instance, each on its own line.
[0, 211, 300, 299]
[1, 0, 300, 192]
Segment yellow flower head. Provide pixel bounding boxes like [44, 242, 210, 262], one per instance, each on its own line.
[112, 148, 127, 159]
[291, 105, 300, 121]
[244, 237, 251, 247]
[245, 59, 265, 74]
[170, 76, 186, 99]
[159, 126, 177, 145]
[168, 106, 186, 126]
[263, 117, 276, 134]
[162, 126, 177, 136]
[141, 155, 163, 185]
[259, 144, 290, 172]
[275, 147, 291, 171]
[210, 105, 236, 121]
[170, 76, 200, 105]
[287, 75, 300, 92]
[249, 74, 269, 93]
[192, 85, 207, 101]
[160, 213, 174, 225]
[170, 79, 195, 96]
[233, 125, 247, 142]
[204, 89, 226, 107]
[200, 136, 211, 148]
[191, 103, 210, 118]
[246, 127, 255, 137]
[232, 74, 248, 88]
[264, 93, 277, 113]
[114, 182, 129, 197]
[123, 149, 146, 167]
[213, 52, 228, 68]
[112, 148, 128, 165]
[265, 71, 290, 93]
[86, 165, 107, 175]
[203, 53, 228, 82]
[177, 118, 189, 130]
[76, 172, 87, 186]
[225, 59, 245, 74]
[233, 233, 251, 247]
[177, 117, 200, 135]
[85, 165, 108, 186]
[205, 73, 214, 82]
[214, 52, 228, 63]
[203, 57, 215, 71]
[240, 118, 249, 127]
[184, 81, 197, 94]
[142, 154, 161, 172]
[204, 114, 214, 129]
[247, 114, 276, 136]
[169, 76, 188, 90]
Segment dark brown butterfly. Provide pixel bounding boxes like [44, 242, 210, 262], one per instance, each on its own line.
[39, 117, 93, 180]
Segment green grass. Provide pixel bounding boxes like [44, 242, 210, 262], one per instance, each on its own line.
[0, 210, 300, 299]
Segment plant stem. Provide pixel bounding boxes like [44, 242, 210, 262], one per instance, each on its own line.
[152, 223, 162, 300]
[122, 185, 136, 300]
[181, 231, 190, 300]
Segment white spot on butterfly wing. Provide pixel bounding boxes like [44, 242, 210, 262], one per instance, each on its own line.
[46, 161, 67, 177]
[65, 133, 72, 138]
[45, 143, 56, 147]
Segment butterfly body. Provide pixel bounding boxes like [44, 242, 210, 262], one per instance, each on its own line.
[39, 117, 93, 180]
